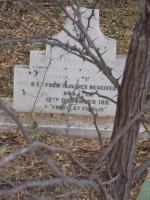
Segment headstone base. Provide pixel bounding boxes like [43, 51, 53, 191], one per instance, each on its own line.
[0, 98, 149, 139]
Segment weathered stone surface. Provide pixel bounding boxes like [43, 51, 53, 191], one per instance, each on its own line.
[13, 6, 126, 116]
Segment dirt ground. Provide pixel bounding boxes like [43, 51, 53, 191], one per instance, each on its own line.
[0, 131, 150, 200]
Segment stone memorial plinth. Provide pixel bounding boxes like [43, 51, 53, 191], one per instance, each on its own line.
[13, 6, 126, 116]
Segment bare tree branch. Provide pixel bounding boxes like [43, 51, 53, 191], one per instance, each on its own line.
[0, 177, 99, 197]
[89, 101, 150, 179]
[79, 96, 103, 146]
[0, 140, 89, 171]
[133, 158, 150, 182]
[83, 90, 117, 104]
[0, 98, 30, 142]
[2, 0, 120, 90]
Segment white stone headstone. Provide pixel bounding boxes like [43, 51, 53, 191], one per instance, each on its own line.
[13, 6, 126, 116]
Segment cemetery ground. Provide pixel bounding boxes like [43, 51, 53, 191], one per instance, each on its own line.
[0, 131, 150, 200]
[0, 0, 150, 199]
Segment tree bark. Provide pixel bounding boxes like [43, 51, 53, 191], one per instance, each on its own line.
[108, 1, 150, 199]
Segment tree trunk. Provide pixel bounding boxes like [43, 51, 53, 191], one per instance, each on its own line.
[108, 1, 150, 199]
